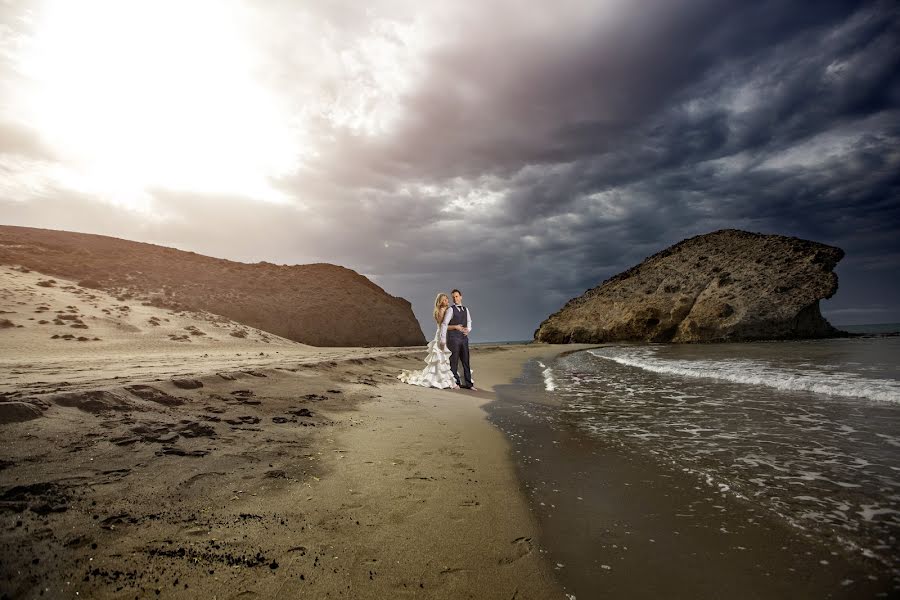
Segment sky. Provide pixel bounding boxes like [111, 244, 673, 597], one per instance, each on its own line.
[1, 0, 898, 342]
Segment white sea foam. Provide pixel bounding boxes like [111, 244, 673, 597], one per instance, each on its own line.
[537, 361, 556, 391]
[588, 349, 900, 404]
[550, 341, 900, 567]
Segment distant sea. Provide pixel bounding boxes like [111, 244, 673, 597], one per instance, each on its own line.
[491, 328, 900, 596]
[836, 322, 900, 334]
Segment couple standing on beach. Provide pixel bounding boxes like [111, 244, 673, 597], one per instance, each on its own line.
[399, 289, 476, 390]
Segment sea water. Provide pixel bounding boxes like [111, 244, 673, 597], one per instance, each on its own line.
[539, 336, 900, 571]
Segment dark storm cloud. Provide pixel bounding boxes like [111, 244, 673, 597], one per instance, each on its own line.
[317, 0, 884, 182]
[343, 0, 900, 338]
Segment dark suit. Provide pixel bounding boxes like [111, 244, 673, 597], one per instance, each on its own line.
[447, 305, 472, 388]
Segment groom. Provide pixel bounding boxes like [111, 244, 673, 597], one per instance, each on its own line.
[444, 289, 475, 390]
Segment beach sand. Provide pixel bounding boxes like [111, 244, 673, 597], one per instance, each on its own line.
[1, 266, 586, 598]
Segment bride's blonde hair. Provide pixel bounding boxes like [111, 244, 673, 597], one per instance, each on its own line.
[433, 293, 449, 323]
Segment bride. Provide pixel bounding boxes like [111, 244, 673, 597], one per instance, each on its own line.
[398, 292, 459, 389]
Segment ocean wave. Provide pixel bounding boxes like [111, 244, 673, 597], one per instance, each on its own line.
[537, 361, 556, 392]
[587, 349, 900, 404]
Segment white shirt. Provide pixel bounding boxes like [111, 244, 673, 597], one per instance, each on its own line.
[440, 304, 472, 345]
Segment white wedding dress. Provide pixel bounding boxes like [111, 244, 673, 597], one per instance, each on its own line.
[398, 325, 457, 389]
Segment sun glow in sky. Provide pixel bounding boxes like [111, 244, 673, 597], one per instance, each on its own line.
[9, 0, 306, 210]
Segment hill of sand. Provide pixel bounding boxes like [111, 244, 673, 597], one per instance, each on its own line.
[0, 266, 418, 402]
[0, 266, 303, 356]
[535, 229, 844, 343]
[0, 225, 426, 347]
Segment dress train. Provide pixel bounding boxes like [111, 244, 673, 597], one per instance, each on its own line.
[398, 327, 457, 389]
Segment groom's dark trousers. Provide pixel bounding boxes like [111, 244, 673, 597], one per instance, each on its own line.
[447, 331, 473, 388]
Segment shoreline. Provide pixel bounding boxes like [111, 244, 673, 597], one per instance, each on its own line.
[0, 343, 589, 598]
[489, 349, 897, 599]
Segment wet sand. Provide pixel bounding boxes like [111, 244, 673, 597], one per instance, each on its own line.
[489, 358, 896, 599]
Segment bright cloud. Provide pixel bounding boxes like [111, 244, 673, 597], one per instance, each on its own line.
[6, 0, 304, 210]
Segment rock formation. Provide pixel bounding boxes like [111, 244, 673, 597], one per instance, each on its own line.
[534, 229, 844, 343]
[0, 225, 425, 347]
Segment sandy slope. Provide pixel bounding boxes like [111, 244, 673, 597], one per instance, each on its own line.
[0, 265, 305, 357]
[0, 266, 413, 398]
[0, 225, 425, 346]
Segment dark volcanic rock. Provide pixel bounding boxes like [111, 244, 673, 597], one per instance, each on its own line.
[534, 230, 844, 343]
[0, 225, 426, 346]
[125, 385, 186, 406]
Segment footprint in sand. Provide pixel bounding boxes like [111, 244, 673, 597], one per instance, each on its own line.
[497, 537, 534, 565]
[179, 471, 226, 492]
[157, 447, 209, 457]
[171, 378, 203, 390]
[0, 402, 44, 424]
[224, 415, 261, 425]
[52, 390, 135, 413]
[178, 421, 217, 438]
[125, 385, 186, 406]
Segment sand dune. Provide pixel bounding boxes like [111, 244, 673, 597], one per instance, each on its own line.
[1, 265, 303, 356]
[0, 225, 426, 347]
